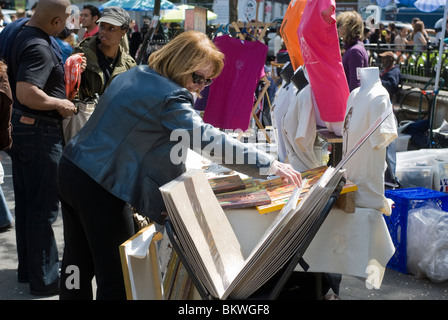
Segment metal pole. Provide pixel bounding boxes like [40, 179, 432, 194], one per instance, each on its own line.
[429, 0, 448, 147]
[434, 1, 448, 93]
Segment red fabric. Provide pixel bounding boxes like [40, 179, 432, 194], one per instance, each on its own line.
[64, 53, 83, 101]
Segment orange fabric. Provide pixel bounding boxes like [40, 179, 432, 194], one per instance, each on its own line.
[64, 53, 83, 101]
[280, 0, 307, 71]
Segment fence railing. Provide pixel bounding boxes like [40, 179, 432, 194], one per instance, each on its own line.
[364, 42, 448, 90]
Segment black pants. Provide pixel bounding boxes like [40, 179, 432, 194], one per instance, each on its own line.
[57, 155, 135, 300]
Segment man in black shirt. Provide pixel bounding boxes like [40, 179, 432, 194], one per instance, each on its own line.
[0, 0, 76, 296]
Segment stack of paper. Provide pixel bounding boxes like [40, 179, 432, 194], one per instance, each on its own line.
[160, 169, 246, 299]
[160, 167, 344, 299]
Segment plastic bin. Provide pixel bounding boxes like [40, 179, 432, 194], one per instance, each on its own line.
[384, 187, 448, 273]
[395, 134, 411, 152]
[395, 165, 433, 189]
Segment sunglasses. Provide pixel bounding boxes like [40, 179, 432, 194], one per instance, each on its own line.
[192, 72, 213, 86]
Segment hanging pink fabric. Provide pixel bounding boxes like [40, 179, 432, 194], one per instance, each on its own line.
[64, 53, 83, 101]
[203, 35, 267, 131]
[297, 0, 349, 122]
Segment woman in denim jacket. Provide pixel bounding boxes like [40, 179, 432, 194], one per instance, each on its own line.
[58, 30, 302, 300]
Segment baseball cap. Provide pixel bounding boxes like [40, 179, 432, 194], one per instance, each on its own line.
[97, 7, 131, 29]
[379, 51, 396, 60]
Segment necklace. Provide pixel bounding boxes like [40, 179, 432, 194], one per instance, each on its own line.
[105, 55, 116, 69]
[97, 43, 118, 70]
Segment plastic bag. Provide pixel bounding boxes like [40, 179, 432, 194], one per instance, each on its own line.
[407, 202, 448, 282]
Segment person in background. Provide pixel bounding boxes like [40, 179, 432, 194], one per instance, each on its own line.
[411, 20, 427, 54]
[435, 19, 448, 45]
[73, 7, 136, 101]
[16, 8, 25, 19]
[0, 10, 7, 28]
[411, 17, 435, 39]
[62, 7, 136, 143]
[369, 22, 385, 43]
[381, 28, 393, 49]
[337, 10, 369, 92]
[55, 26, 74, 63]
[363, 26, 371, 45]
[394, 26, 410, 52]
[58, 30, 302, 300]
[379, 51, 401, 100]
[387, 22, 397, 43]
[0, 60, 13, 233]
[0, 0, 77, 296]
[81, 4, 100, 40]
[128, 19, 142, 59]
[273, 28, 282, 57]
[26, 2, 38, 17]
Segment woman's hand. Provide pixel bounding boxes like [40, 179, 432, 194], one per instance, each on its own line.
[79, 53, 87, 73]
[269, 160, 302, 187]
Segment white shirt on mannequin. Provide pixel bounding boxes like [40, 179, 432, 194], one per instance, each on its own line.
[342, 67, 397, 215]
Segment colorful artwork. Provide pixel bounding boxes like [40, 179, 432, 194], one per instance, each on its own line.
[257, 166, 357, 214]
[208, 175, 246, 194]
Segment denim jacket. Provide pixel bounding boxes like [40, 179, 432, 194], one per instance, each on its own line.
[63, 66, 274, 224]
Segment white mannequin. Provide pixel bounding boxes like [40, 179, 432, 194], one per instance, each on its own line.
[358, 67, 380, 91]
[342, 66, 397, 215]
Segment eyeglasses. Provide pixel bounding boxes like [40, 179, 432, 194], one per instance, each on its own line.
[192, 72, 213, 86]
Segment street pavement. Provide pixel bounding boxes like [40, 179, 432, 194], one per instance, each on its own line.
[1, 151, 448, 301]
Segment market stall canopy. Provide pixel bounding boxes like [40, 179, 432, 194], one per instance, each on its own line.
[160, 4, 218, 22]
[374, 0, 445, 12]
[99, 0, 177, 12]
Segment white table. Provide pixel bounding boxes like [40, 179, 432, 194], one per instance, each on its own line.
[186, 150, 395, 289]
[225, 206, 394, 289]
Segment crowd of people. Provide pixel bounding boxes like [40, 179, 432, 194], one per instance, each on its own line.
[0, 0, 442, 300]
[0, 0, 302, 300]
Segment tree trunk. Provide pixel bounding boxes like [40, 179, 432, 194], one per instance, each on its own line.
[229, 0, 238, 23]
[154, 0, 161, 17]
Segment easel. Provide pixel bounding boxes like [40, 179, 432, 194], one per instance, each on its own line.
[230, 21, 273, 143]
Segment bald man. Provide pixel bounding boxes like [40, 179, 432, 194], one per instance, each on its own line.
[1, 0, 76, 296]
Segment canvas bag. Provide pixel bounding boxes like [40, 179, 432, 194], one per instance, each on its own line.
[62, 97, 97, 144]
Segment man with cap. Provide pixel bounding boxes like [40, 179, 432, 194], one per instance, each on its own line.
[379, 51, 401, 100]
[71, 6, 136, 103]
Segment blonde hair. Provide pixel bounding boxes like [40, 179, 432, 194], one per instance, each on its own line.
[0, 61, 6, 75]
[148, 31, 224, 89]
[337, 10, 364, 45]
[411, 21, 425, 39]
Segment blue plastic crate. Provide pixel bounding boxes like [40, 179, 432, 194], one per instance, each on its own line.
[384, 187, 448, 274]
